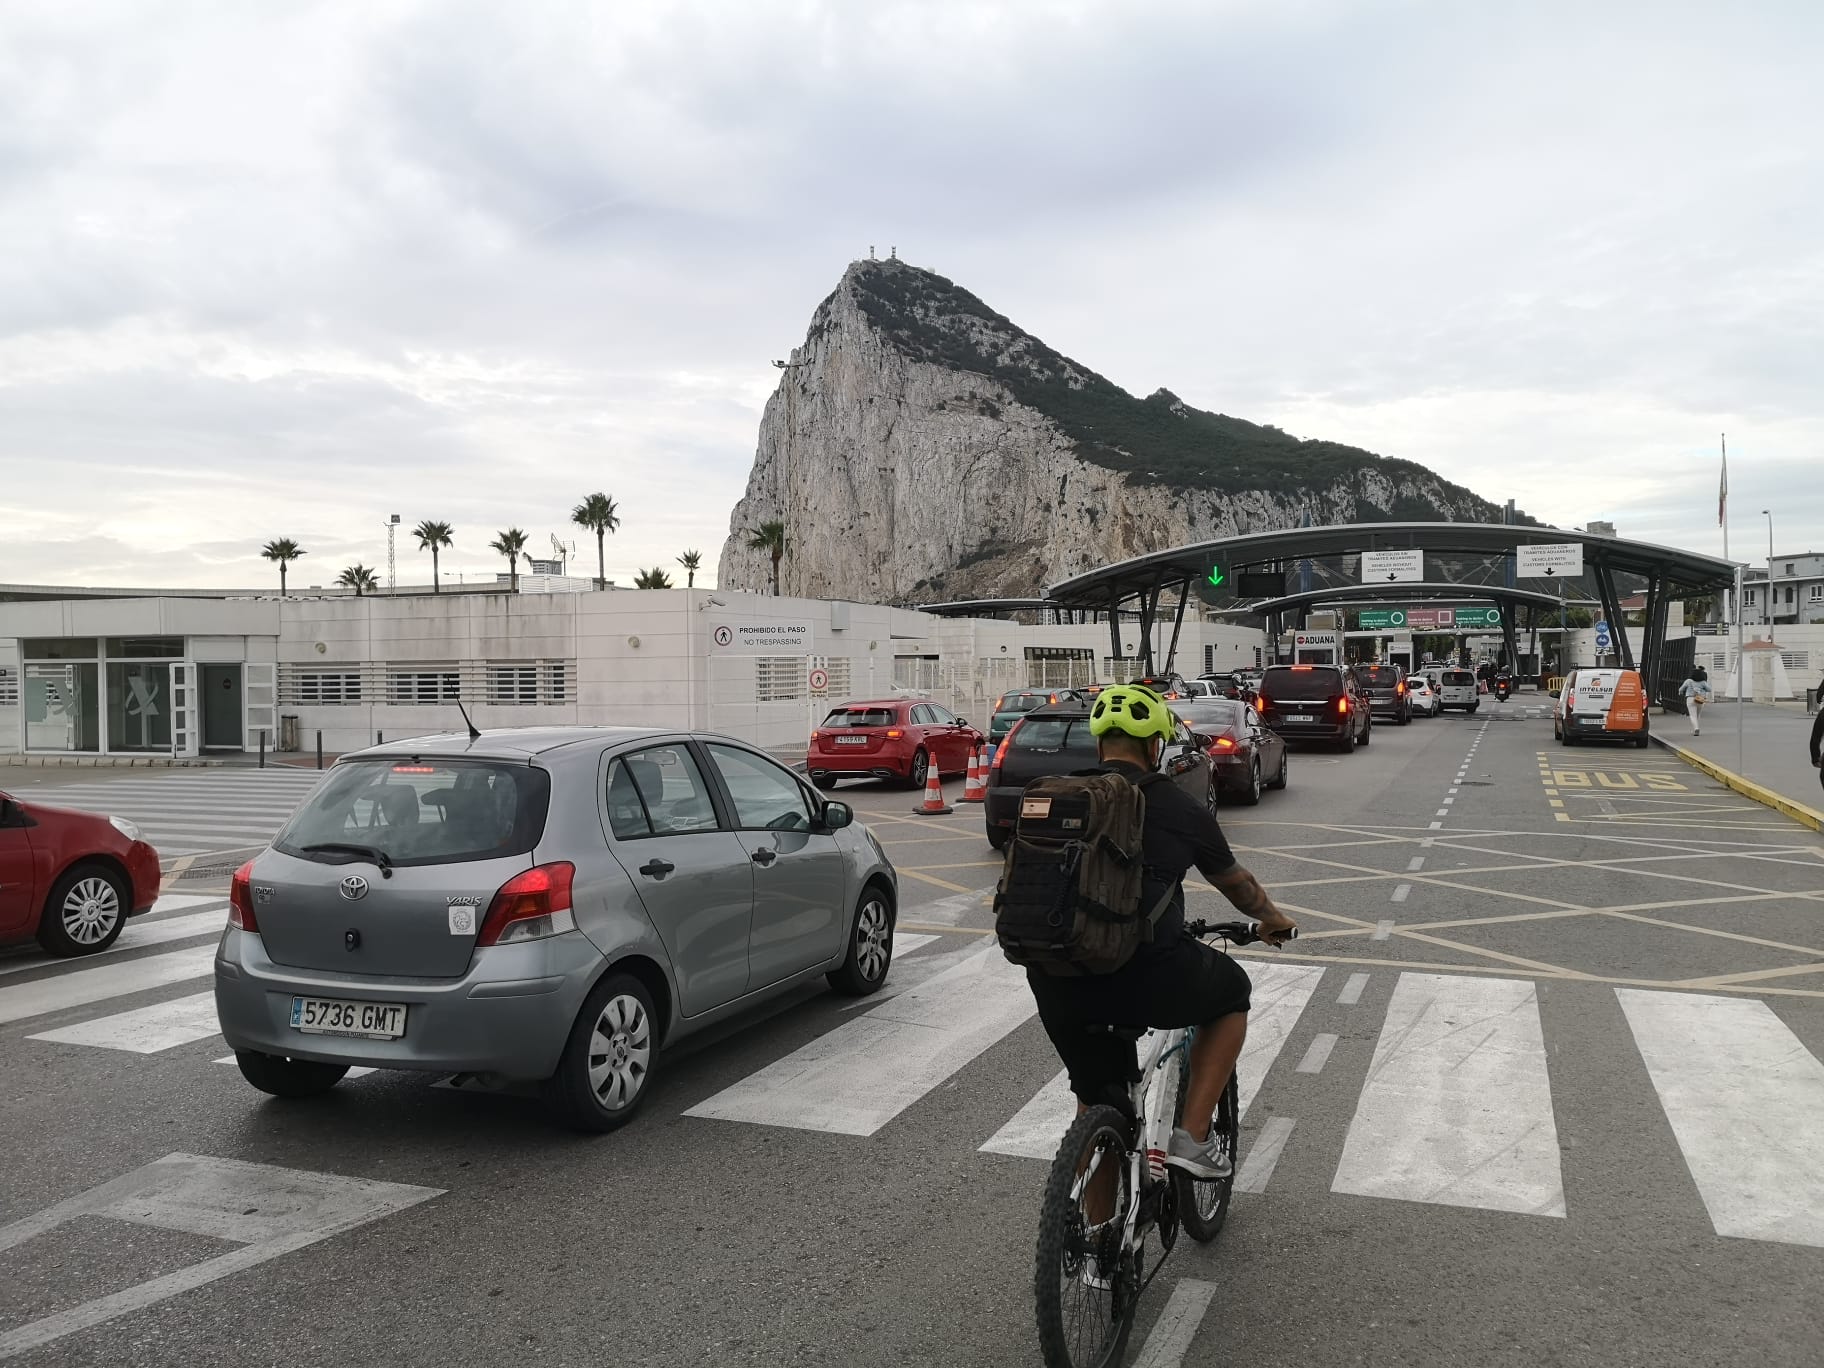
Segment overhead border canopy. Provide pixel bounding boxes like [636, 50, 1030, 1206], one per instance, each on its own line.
[1245, 582, 1581, 618]
[915, 597, 1133, 621]
[1040, 522, 1738, 687]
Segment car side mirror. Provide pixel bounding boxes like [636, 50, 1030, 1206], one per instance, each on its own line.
[955, 717, 968, 728]
[1190, 732, 1212, 750]
[821, 801, 854, 831]
[1549, 689, 1562, 699]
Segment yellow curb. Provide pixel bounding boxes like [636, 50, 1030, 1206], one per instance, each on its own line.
[1651, 737, 1824, 833]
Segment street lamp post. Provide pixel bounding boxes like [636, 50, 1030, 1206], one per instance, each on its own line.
[1761, 509, 1774, 560]
[386, 514, 401, 595]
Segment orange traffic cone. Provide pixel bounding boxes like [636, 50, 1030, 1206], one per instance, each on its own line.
[913, 764, 953, 815]
[959, 744, 987, 803]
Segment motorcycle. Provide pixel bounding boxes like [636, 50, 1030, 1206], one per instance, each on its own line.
[1494, 675, 1513, 702]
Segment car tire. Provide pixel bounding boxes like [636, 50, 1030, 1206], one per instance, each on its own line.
[987, 824, 1010, 852]
[234, 1049, 350, 1099]
[1400, 707, 1412, 725]
[1561, 728, 1577, 746]
[37, 862, 129, 957]
[543, 971, 658, 1133]
[811, 775, 838, 791]
[828, 884, 895, 996]
[1336, 728, 1356, 754]
[1468, 702, 1480, 714]
[1633, 733, 1651, 748]
[1270, 751, 1289, 790]
[1358, 720, 1372, 747]
[906, 748, 930, 791]
[1240, 762, 1262, 806]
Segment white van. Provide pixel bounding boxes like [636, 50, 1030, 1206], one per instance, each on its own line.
[1554, 667, 1649, 747]
[1434, 668, 1479, 713]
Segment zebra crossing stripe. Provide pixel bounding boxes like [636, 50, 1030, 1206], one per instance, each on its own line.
[1617, 988, 1824, 1247]
[0, 945, 215, 1027]
[30, 991, 221, 1053]
[977, 961, 1326, 1160]
[685, 943, 1037, 1136]
[0, 908, 224, 979]
[1332, 972, 1565, 1217]
[1130, 1278, 1217, 1368]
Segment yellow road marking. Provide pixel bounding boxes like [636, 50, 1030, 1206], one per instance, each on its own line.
[894, 867, 975, 893]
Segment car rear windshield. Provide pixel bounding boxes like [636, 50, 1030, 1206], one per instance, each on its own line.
[1261, 667, 1345, 701]
[1441, 671, 1476, 685]
[823, 707, 895, 728]
[1010, 717, 1088, 751]
[995, 694, 1048, 715]
[1178, 701, 1245, 730]
[274, 758, 550, 867]
[1357, 667, 1400, 686]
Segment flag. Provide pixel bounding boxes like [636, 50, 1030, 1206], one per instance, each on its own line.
[1718, 434, 1728, 527]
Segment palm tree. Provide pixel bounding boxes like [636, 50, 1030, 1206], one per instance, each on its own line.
[412, 520, 454, 593]
[677, 549, 702, 588]
[746, 520, 787, 596]
[261, 538, 305, 597]
[336, 564, 379, 597]
[571, 493, 620, 589]
[490, 527, 529, 592]
[633, 566, 674, 589]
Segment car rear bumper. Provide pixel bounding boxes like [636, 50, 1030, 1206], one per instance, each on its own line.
[1562, 714, 1645, 740]
[214, 928, 604, 1080]
[1212, 754, 1257, 788]
[985, 785, 1021, 829]
[808, 752, 911, 780]
[1264, 718, 1350, 741]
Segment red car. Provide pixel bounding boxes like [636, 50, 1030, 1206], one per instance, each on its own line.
[0, 789, 162, 956]
[808, 698, 984, 790]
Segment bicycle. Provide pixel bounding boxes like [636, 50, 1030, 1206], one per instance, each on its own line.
[1032, 919, 1295, 1368]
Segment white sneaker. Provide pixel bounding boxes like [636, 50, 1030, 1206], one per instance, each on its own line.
[1166, 1126, 1233, 1180]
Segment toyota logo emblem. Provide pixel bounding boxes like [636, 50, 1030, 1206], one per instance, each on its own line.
[338, 875, 370, 901]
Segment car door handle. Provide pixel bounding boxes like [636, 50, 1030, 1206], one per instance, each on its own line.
[750, 848, 777, 866]
[639, 859, 675, 878]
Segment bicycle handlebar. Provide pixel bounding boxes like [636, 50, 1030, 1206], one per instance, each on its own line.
[1185, 918, 1299, 946]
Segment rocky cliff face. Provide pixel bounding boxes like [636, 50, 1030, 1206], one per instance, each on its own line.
[717, 259, 1501, 602]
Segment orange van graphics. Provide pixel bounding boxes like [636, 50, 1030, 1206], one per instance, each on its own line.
[1557, 668, 1649, 746]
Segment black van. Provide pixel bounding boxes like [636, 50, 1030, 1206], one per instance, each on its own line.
[1257, 664, 1373, 752]
[1354, 664, 1412, 725]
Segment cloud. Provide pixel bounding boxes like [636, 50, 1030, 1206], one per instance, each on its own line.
[2, 0, 1821, 592]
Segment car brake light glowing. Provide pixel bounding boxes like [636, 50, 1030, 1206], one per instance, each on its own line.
[1292, 665, 1313, 671]
[391, 765, 436, 773]
[1396, 681, 1405, 695]
[1254, 693, 1269, 711]
[228, 860, 258, 932]
[1338, 696, 1350, 714]
[885, 729, 902, 739]
[1211, 736, 1237, 751]
[478, 862, 577, 947]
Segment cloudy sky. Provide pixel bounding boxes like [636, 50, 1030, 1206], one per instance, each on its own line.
[2, 0, 1818, 590]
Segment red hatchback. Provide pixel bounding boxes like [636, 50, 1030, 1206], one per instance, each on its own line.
[0, 790, 162, 956]
[808, 699, 984, 790]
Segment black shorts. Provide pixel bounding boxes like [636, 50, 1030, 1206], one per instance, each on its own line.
[1027, 937, 1254, 1110]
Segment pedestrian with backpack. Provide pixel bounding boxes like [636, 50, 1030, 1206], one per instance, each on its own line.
[996, 683, 1297, 1180]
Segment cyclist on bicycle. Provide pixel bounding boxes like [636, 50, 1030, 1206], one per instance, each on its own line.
[1025, 682, 1298, 1178]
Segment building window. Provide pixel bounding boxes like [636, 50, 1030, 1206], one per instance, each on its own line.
[544, 661, 571, 704]
[1785, 564, 1795, 575]
[0, 669, 17, 707]
[487, 664, 540, 705]
[22, 638, 98, 660]
[387, 667, 460, 705]
[1810, 585, 1823, 603]
[756, 656, 803, 703]
[1745, 589, 1757, 605]
[104, 637, 184, 659]
[1786, 586, 1796, 605]
[1780, 652, 1810, 672]
[281, 669, 363, 705]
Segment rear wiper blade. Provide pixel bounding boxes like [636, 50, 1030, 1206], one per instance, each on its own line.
[298, 842, 394, 877]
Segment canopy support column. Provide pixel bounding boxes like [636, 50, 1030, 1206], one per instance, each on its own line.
[1163, 577, 1191, 676]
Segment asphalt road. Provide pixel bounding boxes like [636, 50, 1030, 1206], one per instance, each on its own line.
[3, 704, 1821, 1367]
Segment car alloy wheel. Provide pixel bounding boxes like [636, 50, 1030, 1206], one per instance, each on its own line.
[908, 748, 929, 790]
[586, 991, 653, 1112]
[60, 874, 122, 947]
[854, 893, 891, 983]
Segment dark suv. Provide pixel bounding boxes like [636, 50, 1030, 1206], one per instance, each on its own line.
[983, 702, 1217, 849]
[1257, 664, 1372, 752]
[1353, 664, 1412, 725]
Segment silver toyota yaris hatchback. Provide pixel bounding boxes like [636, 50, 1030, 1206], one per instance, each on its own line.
[214, 727, 898, 1131]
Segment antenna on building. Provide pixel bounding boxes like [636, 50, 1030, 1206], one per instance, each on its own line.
[386, 514, 401, 594]
[889, 245, 897, 260]
[869, 245, 875, 259]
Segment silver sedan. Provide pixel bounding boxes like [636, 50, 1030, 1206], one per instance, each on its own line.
[214, 727, 898, 1131]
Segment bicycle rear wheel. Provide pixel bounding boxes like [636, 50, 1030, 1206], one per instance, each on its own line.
[1035, 1105, 1140, 1368]
[1174, 1071, 1239, 1243]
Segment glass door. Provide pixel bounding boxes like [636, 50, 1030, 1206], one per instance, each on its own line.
[168, 663, 199, 759]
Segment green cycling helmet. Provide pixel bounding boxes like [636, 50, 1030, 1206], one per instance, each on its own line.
[1088, 683, 1176, 743]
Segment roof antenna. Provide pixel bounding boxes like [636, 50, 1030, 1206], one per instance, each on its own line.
[455, 700, 481, 742]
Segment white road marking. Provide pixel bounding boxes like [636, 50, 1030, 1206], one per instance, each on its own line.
[978, 962, 1325, 1159]
[688, 944, 1036, 1135]
[0, 1152, 438, 1361]
[1427, 821, 1443, 830]
[1337, 972, 1369, 1005]
[1390, 884, 1411, 903]
[1234, 1116, 1296, 1193]
[30, 991, 220, 1053]
[1372, 920, 1394, 940]
[1407, 857, 1425, 871]
[214, 1055, 375, 1079]
[0, 945, 215, 1026]
[1296, 1033, 1338, 1074]
[1617, 989, 1824, 1248]
[890, 932, 939, 958]
[1434, 809, 1450, 818]
[1131, 1278, 1218, 1368]
[0, 908, 225, 979]
[1332, 973, 1564, 1217]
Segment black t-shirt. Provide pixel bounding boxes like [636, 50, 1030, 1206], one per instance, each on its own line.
[1097, 760, 1238, 948]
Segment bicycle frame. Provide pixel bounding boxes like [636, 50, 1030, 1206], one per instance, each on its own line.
[1070, 1022, 1195, 1264]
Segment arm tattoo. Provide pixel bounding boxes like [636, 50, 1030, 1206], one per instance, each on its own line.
[1213, 865, 1276, 918]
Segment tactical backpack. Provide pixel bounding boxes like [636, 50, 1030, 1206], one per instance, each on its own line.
[993, 770, 1172, 976]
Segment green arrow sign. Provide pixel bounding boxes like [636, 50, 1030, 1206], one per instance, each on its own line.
[1207, 565, 1225, 588]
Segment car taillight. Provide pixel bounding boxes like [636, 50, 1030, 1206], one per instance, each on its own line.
[1396, 681, 1405, 695]
[993, 735, 1012, 769]
[885, 729, 903, 739]
[1338, 696, 1350, 714]
[1212, 736, 1237, 751]
[1255, 693, 1269, 711]
[228, 859, 258, 932]
[478, 862, 577, 947]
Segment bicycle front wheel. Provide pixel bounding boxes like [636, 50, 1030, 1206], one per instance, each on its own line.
[1035, 1104, 1140, 1368]
[1175, 1072, 1239, 1243]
